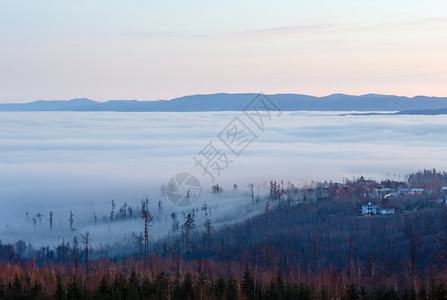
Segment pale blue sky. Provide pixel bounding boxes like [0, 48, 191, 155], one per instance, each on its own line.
[1, 1, 447, 102]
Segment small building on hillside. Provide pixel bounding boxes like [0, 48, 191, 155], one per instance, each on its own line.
[379, 198, 396, 215]
[360, 201, 379, 215]
[359, 198, 396, 216]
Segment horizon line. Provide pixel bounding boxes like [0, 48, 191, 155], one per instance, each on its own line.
[1, 92, 446, 105]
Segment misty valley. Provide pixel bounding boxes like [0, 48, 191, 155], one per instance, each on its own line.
[1, 111, 447, 299]
[3, 0, 447, 297]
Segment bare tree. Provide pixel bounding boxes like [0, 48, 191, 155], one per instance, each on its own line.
[81, 232, 90, 275]
[347, 236, 354, 281]
[141, 198, 153, 257]
[249, 183, 255, 205]
[158, 200, 163, 213]
[49, 211, 53, 231]
[313, 233, 320, 272]
[16, 241, 26, 266]
[203, 219, 213, 249]
[171, 212, 179, 232]
[110, 200, 116, 220]
[410, 232, 419, 287]
[71, 236, 79, 273]
[202, 201, 208, 220]
[69, 210, 75, 232]
[134, 232, 144, 258]
[181, 213, 195, 252]
[264, 199, 270, 222]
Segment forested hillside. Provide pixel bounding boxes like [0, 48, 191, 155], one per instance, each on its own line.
[1, 169, 447, 299]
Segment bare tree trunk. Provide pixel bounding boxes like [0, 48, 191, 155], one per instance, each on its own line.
[81, 232, 90, 276]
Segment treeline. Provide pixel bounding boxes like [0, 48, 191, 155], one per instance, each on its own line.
[3, 170, 447, 298]
[11, 169, 447, 264]
[157, 195, 447, 271]
[408, 169, 447, 189]
[3, 178, 447, 293]
[23, 198, 157, 233]
[2, 256, 447, 299]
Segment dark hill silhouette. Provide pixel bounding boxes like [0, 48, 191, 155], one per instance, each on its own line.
[2, 93, 447, 111]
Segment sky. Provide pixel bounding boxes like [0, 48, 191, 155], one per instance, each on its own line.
[1, 0, 447, 103]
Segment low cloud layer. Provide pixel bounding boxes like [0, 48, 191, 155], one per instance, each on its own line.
[1, 111, 446, 248]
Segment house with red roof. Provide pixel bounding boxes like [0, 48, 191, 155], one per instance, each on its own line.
[379, 198, 396, 215]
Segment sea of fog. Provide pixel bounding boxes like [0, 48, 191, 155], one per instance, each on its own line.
[1, 111, 447, 250]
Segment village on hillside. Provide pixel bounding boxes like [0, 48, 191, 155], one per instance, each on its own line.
[276, 169, 447, 216]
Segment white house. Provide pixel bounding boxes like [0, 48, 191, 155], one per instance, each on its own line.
[361, 201, 378, 215]
[360, 199, 396, 215]
[379, 198, 396, 215]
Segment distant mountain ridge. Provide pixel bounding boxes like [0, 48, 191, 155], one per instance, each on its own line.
[394, 108, 447, 115]
[340, 107, 447, 116]
[1, 93, 447, 112]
